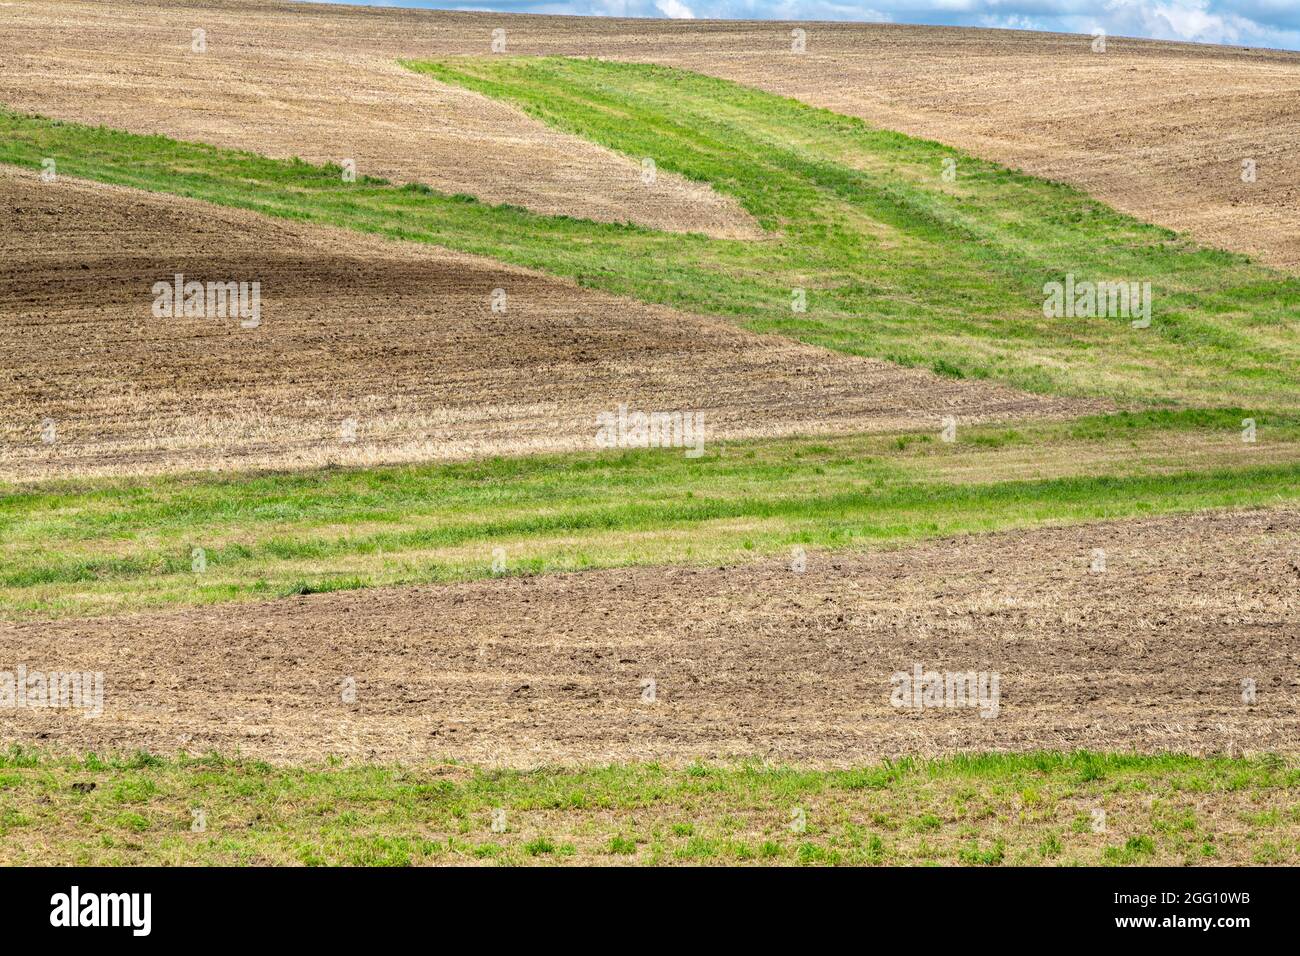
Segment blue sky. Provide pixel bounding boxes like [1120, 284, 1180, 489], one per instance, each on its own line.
[322, 1, 1300, 51]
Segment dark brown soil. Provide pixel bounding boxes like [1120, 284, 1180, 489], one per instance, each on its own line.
[0, 170, 1083, 479]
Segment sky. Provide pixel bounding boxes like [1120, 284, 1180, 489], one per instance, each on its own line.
[320, 1, 1300, 51]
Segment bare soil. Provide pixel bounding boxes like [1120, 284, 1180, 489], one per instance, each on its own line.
[0, 170, 1083, 480]
[2, 509, 1294, 767]
[4, 0, 1297, 270]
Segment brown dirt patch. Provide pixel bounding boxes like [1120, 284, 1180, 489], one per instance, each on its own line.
[0, 0, 760, 239]
[2, 509, 1294, 767]
[4, 1, 1296, 269]
[0, 169, 1084, 480]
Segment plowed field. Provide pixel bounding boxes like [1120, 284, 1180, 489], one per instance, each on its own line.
[2, 509, 1293, 766]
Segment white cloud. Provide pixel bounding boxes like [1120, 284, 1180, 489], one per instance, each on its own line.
[655, 0, 696, 17]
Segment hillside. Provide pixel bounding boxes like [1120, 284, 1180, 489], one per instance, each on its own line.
[0, 0, 1297, 868]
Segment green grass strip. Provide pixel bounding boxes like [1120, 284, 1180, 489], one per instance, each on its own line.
[1, 411, 1295, 618]
[0, 747, 1294, 866]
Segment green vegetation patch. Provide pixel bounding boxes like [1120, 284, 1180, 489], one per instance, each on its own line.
[0, 747, 1294, 866]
